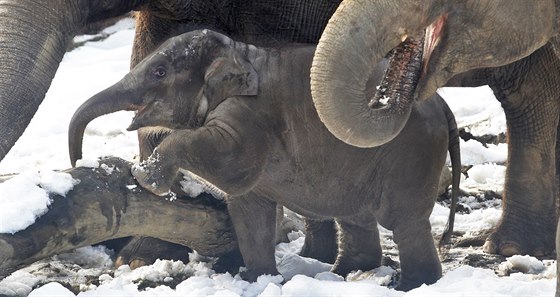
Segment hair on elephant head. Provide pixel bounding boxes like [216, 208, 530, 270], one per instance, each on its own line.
[68, 30, 259, 166]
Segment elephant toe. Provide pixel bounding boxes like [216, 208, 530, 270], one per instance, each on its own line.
[483, 240, 521, 257]
[484, 222, 555, 257]
[131, 163, 171, 196]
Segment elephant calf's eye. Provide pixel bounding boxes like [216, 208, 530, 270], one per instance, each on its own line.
[153, 66, 167, 79]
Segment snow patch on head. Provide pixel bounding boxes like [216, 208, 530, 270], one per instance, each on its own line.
[38, 170, 79, 196]
[0, 170, 79, 234]
[184, 44, 196, 57]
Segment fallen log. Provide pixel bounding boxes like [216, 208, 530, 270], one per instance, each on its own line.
[0, 157, 237, 279]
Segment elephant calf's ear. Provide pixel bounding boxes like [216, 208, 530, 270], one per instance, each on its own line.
[204, 55, 259, 102]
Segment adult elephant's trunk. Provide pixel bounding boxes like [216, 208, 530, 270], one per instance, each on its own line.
[0, 0, 82, 162]
[311, 0, 440, 147]
[0, 0, 145, 165]
[68, 75, 140, 167]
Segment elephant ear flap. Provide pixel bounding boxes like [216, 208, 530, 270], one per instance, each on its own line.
[204, 55, 259, 101]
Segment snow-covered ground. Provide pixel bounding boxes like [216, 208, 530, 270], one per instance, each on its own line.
[0, 19, 556, 296]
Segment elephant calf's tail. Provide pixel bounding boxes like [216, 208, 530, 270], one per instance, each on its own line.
[439, 96, 461, 249]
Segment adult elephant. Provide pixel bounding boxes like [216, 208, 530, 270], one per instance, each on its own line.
[310, 0, 559, 258]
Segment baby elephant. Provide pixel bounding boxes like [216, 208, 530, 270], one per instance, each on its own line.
[68, 29, 460, 291]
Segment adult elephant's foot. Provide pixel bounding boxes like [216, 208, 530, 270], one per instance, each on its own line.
[483, 212, 556, 257]
[114, 237, 191, 269]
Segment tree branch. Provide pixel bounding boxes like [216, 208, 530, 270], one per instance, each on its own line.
[0, 157, 237, 279]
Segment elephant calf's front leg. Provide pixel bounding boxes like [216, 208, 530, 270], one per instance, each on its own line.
[131, 105, 270, 199]
[132, 148, 177, 196]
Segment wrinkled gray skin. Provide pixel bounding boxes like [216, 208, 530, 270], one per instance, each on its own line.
[310, 0, 560, 271]
[68, 30, 461, 291]
[0, 0, 556, 272]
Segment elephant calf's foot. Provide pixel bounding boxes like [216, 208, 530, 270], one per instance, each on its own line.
[131, 151, 174, 196]
[395, 272, 440, 292]
[300, 220, 338, 264]
[331, 255, 381, 277]
[212, 249, 245, 274]
[239, 266, 281, 282]
[300, 238, 338, 264]
[483, 218, 555, 257]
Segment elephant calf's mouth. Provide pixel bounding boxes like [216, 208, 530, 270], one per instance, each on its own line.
[368, 37, 424, 111]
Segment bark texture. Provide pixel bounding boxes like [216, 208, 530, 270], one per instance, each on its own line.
[0, 157, 236, 279]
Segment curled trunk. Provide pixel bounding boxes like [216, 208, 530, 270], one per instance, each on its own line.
[310, 0, 436, 147]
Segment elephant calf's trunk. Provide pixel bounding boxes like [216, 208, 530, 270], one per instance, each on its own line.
[68, 82, 139, 167]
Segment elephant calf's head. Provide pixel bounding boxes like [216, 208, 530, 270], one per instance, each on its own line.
[68, 30, 259, 166]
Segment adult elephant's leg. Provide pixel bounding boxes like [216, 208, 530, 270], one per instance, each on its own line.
[483, 43, 560, 256]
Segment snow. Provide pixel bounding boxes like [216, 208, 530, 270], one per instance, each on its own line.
[0, 18, 556, 296]
[0, 169, 78, 234]
[438, 86, 506, 137]
[179, 169, 229, 201]
[498, 255, 547, 275]
[28, 283, 75, 297]
[459, 140, 507, 165]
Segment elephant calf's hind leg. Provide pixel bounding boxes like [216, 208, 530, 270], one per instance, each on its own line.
[331, 218, 382, 277]
[392, 219, 441, 291]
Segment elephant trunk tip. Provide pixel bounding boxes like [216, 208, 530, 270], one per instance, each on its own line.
[68, 115, 85, 168]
